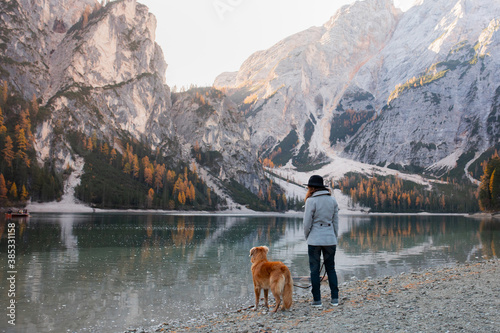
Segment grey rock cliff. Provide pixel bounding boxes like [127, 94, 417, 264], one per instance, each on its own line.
[171, 89, 264, 194]
[0, 0, 270, 200]
[343, 0, 500, 171]
[214, 0, 401, 163]
[214, 0, 500, 175]
[2, 0, 175, 169]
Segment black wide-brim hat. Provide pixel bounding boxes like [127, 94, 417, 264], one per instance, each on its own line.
[304, 175, 327, 188]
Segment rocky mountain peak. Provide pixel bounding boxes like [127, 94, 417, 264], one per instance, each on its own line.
[3, 0, 499, 211]
[46, 0, 165, 99]
[17, 0, 97, 55]
[1, 0, 276, 208]
[340, 0, 500, 170]
[213, 0, 500, 177]
[214, 0, 401, 163]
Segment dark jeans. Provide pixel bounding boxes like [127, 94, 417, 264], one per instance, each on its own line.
[308, 245, 339, 302]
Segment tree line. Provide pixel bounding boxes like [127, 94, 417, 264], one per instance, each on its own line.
[70, 132, 221, 210]
[3, 72, 497, 213]
[0, 77, 221, 210]
[478, 152, 500, 212]
[193, 143, 292, 212]
[339, 172, 479, 213]
[0, 81, 63, 206]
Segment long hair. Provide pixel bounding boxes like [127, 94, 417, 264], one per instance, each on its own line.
[305, 186, 331, 201]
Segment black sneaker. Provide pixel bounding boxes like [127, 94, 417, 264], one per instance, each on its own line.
[330, 298, 339, 306]
[311, 300, 322, 307]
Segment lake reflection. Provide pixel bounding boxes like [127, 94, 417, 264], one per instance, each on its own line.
[0, 213, 498, 332]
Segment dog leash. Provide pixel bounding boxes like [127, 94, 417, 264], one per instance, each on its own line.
[293, 262, 327, 289]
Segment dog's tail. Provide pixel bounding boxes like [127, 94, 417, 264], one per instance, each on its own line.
[282, 267, 293, 310]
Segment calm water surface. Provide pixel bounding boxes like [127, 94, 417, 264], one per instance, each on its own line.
[0, 213, 498, 332]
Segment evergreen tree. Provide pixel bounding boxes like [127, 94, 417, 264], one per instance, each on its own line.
[2, 81, 7, 104]
[123, 162, 132, 174]
[20, 108, 32, 144]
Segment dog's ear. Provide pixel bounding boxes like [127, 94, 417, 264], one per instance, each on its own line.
[249, 247, 256, 257]
[263, 246, 269, 254]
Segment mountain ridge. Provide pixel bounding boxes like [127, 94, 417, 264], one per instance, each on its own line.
[215, 0, 500, 180]
[1, 0, 497, 212]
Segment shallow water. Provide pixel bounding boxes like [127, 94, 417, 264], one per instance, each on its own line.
[0, 213, 498, 332]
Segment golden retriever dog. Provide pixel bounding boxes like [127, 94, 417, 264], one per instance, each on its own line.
[249, 246, 293, 312]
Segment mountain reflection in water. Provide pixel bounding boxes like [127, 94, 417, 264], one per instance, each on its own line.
[0, 213, 497, 333]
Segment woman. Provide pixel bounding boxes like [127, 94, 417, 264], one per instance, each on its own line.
[303, 175, 339, 307]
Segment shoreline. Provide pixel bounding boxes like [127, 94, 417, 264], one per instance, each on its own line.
[5, 200, 498, 219]
[127, 259, 499, 333]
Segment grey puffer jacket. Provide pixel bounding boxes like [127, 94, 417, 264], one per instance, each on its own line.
[303, 190, 339, 246]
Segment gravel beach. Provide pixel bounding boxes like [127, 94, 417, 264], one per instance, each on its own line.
[129, 259, 499, 333]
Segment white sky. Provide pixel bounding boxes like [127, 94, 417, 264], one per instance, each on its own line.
[139, 0, 416, 88]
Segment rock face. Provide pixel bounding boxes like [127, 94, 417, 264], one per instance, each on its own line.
[3, 0, 499, 207]
[214, 0, 402, 164]
[45, 0, 174, 151]
[214, 0, 500, 174]
[1, 0, 97, 100]
[1, 0, 175, 169]
[343, 0, 500, 171]
[170, 89, 263, 193]
[0, 0, 271, 200]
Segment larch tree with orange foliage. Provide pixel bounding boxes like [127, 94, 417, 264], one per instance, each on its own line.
[31, 94, 39, 117]
[147, 188, 154, 208]
[20, 185, 29, 201]
[154, 164, 166, 192]
[0, 106, 7, 134]
[478, 153, 500, 211]
[14, 126, 30, 167]
[110, 148, 117, 164]
[123, 161, 132, 175]
[82, 5, 91, 28]
[20, 109, 31, 142]
[143, 158, 154, 185]
[166, 170, 176, 184]
[86, 137, 93, 151]
[0, 174, 8, 201]
[2, 136, 14, 167]
[186, 183, 195, 203]
[9, 182, 18, 199]
[101, 142, 109, 156]
[178, 191, 186, 205]
[132, 155, 140, 179]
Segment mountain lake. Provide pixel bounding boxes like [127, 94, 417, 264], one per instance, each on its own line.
[0, 213, 498, 332]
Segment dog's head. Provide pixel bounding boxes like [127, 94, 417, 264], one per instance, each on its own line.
[249, 246, 269, 263]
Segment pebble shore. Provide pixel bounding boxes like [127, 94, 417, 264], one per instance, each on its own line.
[128, 259, 499, 333]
